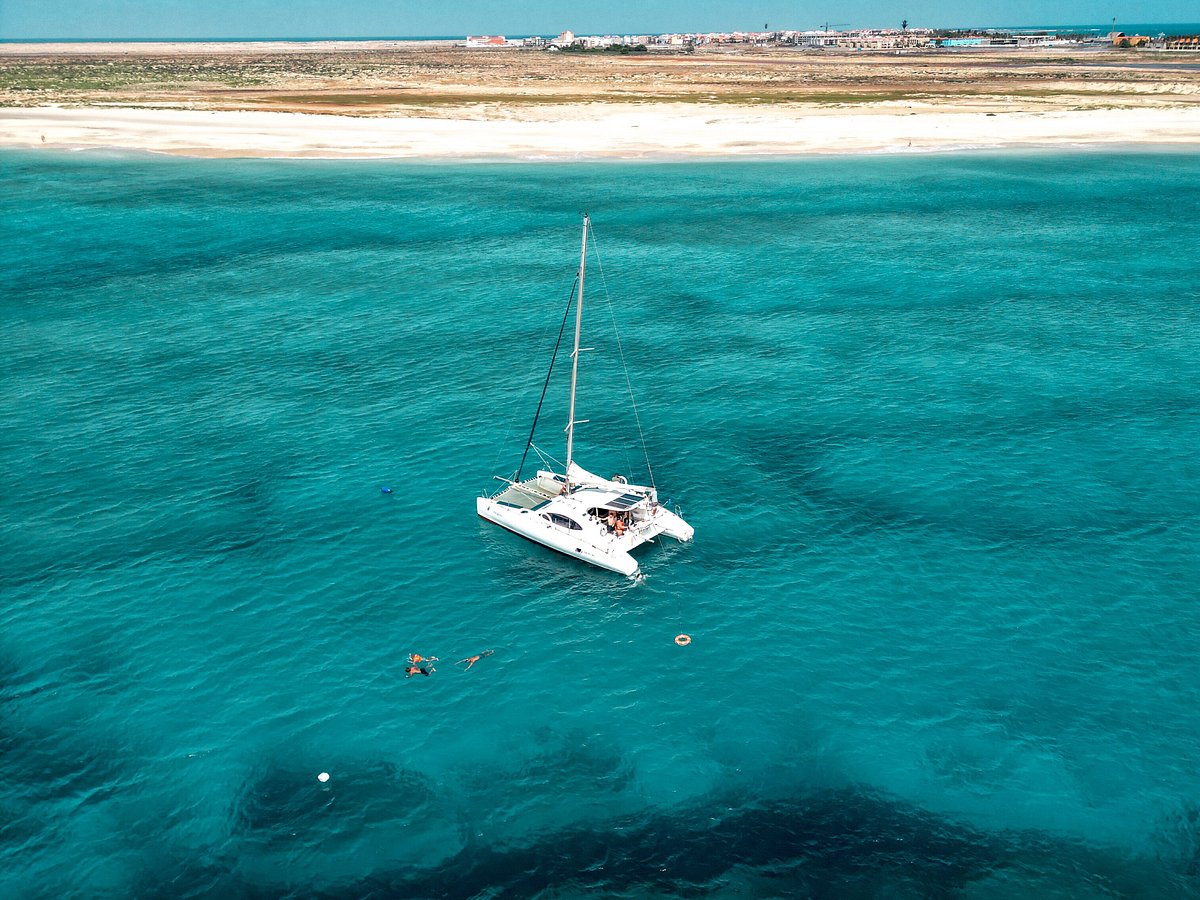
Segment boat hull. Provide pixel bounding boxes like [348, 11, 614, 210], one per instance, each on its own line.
[477, 497, 641, 577]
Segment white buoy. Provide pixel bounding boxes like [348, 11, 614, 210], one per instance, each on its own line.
[317, 772, 330, 783]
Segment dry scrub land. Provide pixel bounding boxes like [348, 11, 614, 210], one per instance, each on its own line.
[4, 42, 1200, 117]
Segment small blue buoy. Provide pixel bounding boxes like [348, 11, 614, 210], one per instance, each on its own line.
[380, 486, 392, 494]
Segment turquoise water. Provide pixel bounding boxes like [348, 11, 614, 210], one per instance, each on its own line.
[3, 149, 1199, 897]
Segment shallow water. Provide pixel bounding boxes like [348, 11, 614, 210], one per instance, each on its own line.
[3, 149, 1199, 897]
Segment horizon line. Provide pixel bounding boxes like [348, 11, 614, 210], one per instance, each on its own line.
[5, 21, 1200, 42]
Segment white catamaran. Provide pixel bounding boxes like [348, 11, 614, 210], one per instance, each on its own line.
[476, 214, 694, 577]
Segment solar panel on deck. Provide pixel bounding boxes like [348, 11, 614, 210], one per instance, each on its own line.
[609, 493, 642, 510]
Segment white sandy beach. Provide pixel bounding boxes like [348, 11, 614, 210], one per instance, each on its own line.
[4, 104, 1200, 159]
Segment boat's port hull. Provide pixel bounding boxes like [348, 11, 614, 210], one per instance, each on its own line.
[477, 497, 641, 577]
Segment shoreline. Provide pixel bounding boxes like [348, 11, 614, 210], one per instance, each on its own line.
[3, 104, 1200, 160]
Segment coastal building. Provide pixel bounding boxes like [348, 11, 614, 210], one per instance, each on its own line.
[795, 30, 839, 48]
[832, 28, 934, 49]
[1013, 31, 1060, 47]
[464, 35, 509, 47]
[1109, 32, 1151, 47]
[521, 24, 1114, 54]
[1163, 35, 1200, 49]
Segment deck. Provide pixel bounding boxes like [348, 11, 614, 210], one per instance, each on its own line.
[492, 478, 556, 510]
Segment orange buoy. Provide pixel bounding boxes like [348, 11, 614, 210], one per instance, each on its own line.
[674, 634, 691, 647]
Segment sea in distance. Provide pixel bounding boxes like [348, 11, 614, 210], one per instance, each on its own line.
[3, 23, 1200, 41]
[3, 149, 1199, 897]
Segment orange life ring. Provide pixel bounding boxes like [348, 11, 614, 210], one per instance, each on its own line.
[674, 634, 691, 646]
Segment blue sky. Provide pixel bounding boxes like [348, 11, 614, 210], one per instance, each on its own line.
[1, 1, 1196, 39]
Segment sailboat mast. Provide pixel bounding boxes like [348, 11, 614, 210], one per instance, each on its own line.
[564, 213, 588, 492]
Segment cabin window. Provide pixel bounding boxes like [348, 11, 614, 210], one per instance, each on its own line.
[544, 513, 582, 531]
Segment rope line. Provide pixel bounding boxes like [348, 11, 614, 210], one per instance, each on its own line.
[487, 264, 580, 490]
[588, 223, 657, 491]
[515, 275, 578, 482]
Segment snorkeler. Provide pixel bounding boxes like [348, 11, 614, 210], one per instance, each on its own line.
[456, 649, 495, 671]
[405, 665, 434, 678]
[408, 652, 439, 666]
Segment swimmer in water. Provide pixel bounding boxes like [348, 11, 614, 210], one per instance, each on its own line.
[405, 665, 434, 677]
[408, 653, 439, 666]
[456, 649, 494, 671]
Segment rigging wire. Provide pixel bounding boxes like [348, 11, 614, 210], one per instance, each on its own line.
[587, 223, 657, 490]
[487, 261, 580, 489]
[515, 274, 578, 482]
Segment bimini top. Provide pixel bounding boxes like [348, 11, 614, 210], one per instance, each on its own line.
[572, 487, 649, 511]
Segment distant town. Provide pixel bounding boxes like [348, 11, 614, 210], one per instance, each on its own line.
[463, 26, 1200, 52]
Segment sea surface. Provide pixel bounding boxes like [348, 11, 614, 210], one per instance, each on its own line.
[1006, 22, 1200, 34]
[2, 149, 1199, 898]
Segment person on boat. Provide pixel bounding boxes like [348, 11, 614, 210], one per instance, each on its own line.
[405, 664, 434, 677]
[456, 649, 494, 671]
[606, 510, 617, 533]
[614, 516, 626, 537]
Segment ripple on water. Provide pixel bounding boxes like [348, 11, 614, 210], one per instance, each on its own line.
[2, 150, 1199, 896]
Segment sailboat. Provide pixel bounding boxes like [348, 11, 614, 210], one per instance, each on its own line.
[476, 214, 694, 577]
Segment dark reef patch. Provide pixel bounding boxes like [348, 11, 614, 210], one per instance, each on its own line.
[232, 758, 438, 847]
[294, 785, 1188, 899]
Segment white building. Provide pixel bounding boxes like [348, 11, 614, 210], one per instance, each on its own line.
[464, 35, 509, 47]
[795, 30, 839, 47]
